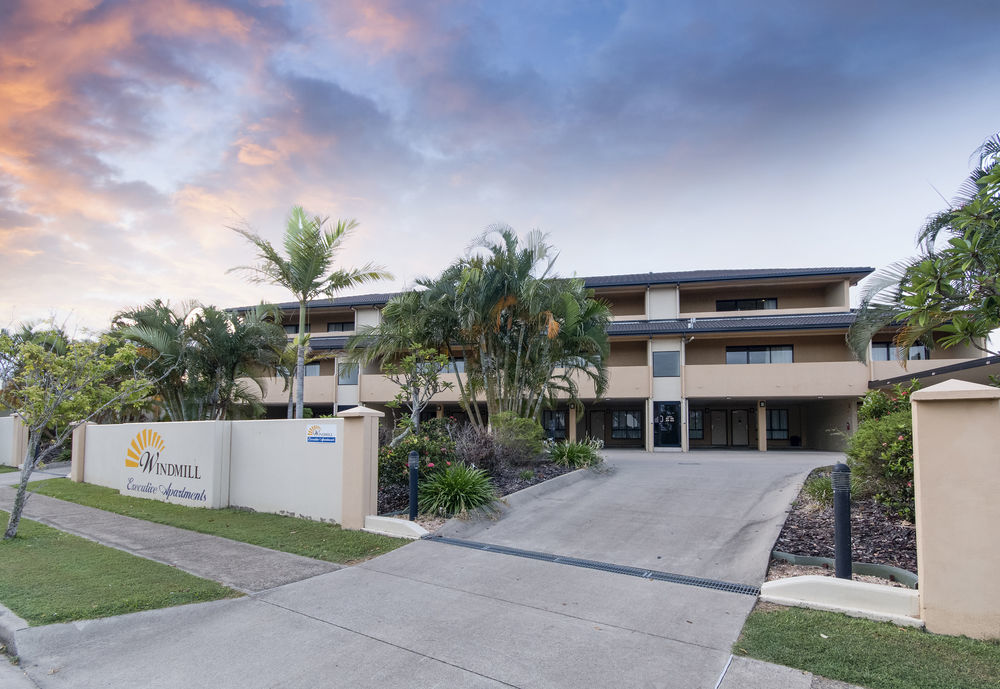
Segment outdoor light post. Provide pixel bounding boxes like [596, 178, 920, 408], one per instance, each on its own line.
[832, 463, 852, 580]
[408, 450, 419, 521]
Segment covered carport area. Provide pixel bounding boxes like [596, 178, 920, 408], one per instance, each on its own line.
[685, 396, 858, 451]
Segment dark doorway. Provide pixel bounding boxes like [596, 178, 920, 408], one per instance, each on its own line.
[653, 401, 681, 447]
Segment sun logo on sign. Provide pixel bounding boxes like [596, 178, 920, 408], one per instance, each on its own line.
[306, 425, 322, 437]
[126, 429, 165, 469]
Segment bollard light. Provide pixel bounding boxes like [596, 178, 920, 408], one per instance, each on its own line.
[832, 463, 852, 580]
[408, 450, 419, 521]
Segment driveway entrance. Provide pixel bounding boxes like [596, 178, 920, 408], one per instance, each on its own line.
[14, 450, 832, 689]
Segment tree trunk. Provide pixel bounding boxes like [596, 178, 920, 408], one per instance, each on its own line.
[287, 377, 294, 419]
[412, 388, 421, 434]
[3, 437, 40, 540]
[295, 302, 307, 419]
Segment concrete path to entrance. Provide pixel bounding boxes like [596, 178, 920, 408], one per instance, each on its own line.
[8, 450, 837, 688]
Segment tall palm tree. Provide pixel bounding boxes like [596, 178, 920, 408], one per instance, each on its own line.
[230, 206, 391, 418]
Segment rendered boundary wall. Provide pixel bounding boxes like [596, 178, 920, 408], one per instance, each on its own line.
[911, 380, 1000, 639]
[70, 407, 382, 528]
[0, 414, 28, 467]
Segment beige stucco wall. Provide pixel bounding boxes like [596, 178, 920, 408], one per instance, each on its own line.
[648, 285, 678, 319]
[83, 420, 231, 508]
[608, 340, 647, 366]
[229, 418, 344, 522]
[800, 399, 854, 451]
[598, 290, 645, 318]
[354, 307, 381, 329]
[0, 414, 27, 467]
[678, 282, 839, 313]
[911, 380, 1000, 639]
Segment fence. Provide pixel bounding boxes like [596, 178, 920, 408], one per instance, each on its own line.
[69, 407, 382, 529]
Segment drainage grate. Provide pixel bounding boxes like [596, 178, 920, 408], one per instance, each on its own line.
[423, 535, 760, 597]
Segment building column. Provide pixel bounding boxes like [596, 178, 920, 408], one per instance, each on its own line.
[568, 406, 577, 443]
[436, 405, 444, 419]
[69, 421, 91, 482]
[339, 406, 384, 530]
[757, 401, 767, 452]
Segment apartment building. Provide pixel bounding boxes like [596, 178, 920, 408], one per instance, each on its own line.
[250, 267, 986, 452]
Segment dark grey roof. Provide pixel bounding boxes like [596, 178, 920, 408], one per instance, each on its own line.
[583, 267, 873, 289]
[233, 267, 873, 312]
[869, 355, 1000, 388]
[608, 312, 857, 336]
[305, 335, 351, 351]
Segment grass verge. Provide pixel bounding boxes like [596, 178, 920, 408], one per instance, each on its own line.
[0, 466, 17, 474]
[735, 604, 1000, 689]
[0, 511, 238, 625]
[29, 478, 406, 564]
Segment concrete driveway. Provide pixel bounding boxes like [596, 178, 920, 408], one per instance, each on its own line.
[12, 450, 833, 689]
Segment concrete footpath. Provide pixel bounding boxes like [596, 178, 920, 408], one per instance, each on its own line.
[2, 450, 863, 688]
[0, 471, 339, 593]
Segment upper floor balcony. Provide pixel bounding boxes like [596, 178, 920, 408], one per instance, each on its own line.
[684, 361, 871, 399]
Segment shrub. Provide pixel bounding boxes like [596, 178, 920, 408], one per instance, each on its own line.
[377, 417, 457, 490]
[549, 437, 604, 467]
[518, 469, 535, 480]
[417, 463, 498, 517]
[846, 408, 914, 519]
[802, 475, 834, 504]
[491, 411, 545, 465]
[453, 422, 501, 474]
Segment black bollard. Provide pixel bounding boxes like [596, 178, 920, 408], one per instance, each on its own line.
[832, 463, 852, 580]
[408, 450, 419, 521]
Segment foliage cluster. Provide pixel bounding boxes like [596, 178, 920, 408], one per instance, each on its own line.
[377, 417, 458, 490]
[849, 134, 1000, 360]
[846, 383, 919, 519]
[549, 437, 605, 467]
[490, 411, 546, 464]
[417, 463, 498, 517]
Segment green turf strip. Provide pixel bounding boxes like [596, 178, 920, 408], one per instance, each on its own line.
[0, 511, 239, 625]
[0, 465, 18, 473]
[735, 604, 1000, 689]
[28, 478, 405, 564]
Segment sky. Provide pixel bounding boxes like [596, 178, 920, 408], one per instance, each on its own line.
[1, 0, 999, 333]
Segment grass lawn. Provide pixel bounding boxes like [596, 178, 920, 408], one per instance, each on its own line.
[0, 511, 239, 626]
[735, 604, 1000, 689]
[29, 478, 406, 564]
[0, 465, 18, 473]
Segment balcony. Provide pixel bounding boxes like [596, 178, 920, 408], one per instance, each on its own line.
[256, 376, 336, 405]
[684, 361, 870, 399]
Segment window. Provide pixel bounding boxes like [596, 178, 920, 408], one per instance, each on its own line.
[871, 342, 929, 361]
[283, 323, 311, 335]
[652, 350, 680, 377]
[326, 321, 354, 332]
[542, 410, 568, 440]
[338, 362, 359, 385]
[716, 298, 777, 312]
[303, 363, 321, 377]
[337, 404, 356, 413]
[766, 409, 789, 440]
[611, 410, 642, 440]
[448, 359, 465, 373]
[725, 345, 793, 364]
[689, 409, 704, 440]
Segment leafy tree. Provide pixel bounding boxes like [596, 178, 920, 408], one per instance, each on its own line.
[849, 135, 1000, 360]
[352, 226, 610, 427]
[381, 346, 454, 445]
[230, 206, 391, 419]
[1, 334, 153, 539]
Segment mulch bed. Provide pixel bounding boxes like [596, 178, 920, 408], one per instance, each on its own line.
[377, 461, 575, 515]
[775, 483, 917, 574]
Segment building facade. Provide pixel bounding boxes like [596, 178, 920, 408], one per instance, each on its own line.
[248, 267, 985, 452]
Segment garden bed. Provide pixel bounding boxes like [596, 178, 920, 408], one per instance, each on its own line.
[773, 468, 917, 575]
[378, 460, 575, 515]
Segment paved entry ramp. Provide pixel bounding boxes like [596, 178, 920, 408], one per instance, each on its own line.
[440, 449, 829, 585]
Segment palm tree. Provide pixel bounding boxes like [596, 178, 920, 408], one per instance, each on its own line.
[350, 225, 610, 427]
[188, 305, 287, 420]
[848, 135, 1000, 361]
[112, 300, 197, 421]
[230, 206, 391, 418]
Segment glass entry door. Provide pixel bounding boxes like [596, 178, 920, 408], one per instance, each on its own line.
[653, 401, 681, 447]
